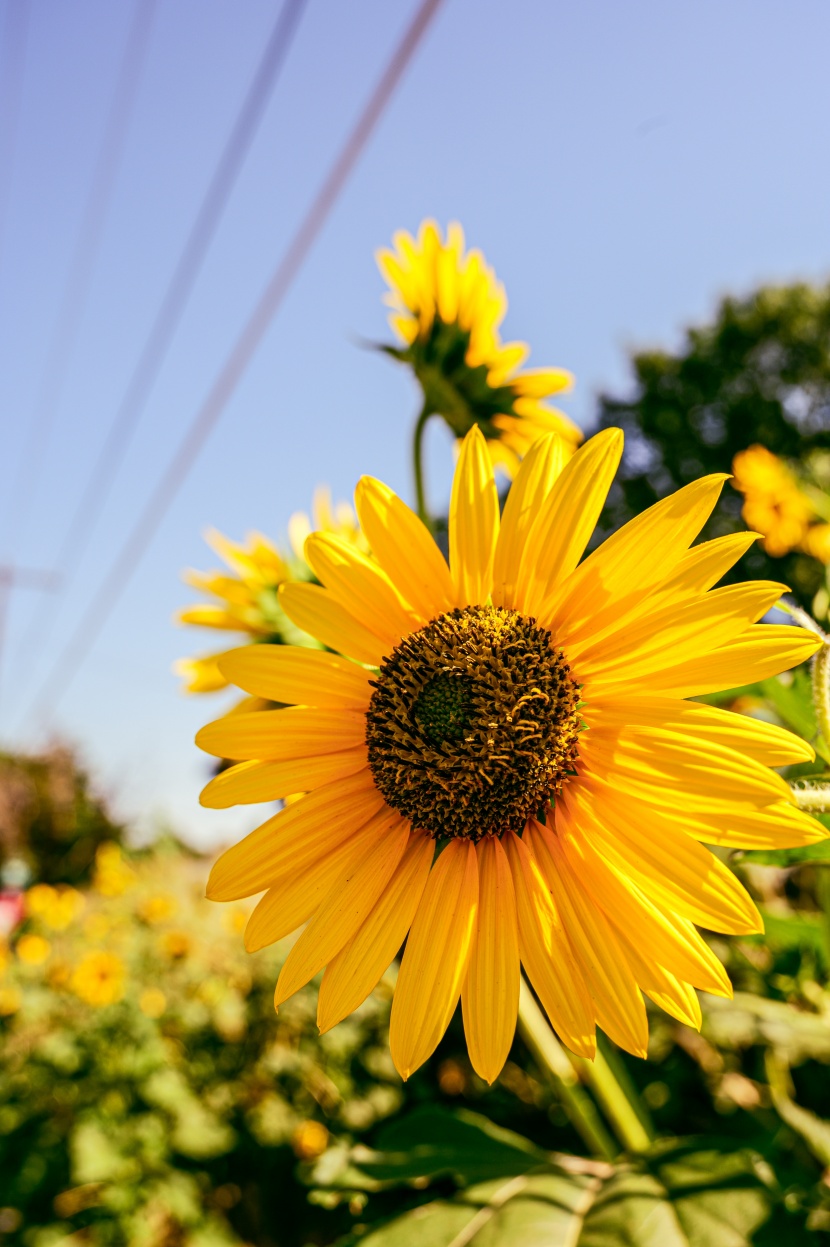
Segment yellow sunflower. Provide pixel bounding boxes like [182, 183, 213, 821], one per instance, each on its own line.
[378, 221, 581, 479]
[198, 428, 823, 1083]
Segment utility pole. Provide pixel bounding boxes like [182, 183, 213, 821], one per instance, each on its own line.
[0, 564, 60, 719]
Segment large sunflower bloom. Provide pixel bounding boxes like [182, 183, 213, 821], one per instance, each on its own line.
[198, 428, 823, 1083]
[378, 221, 581, 475]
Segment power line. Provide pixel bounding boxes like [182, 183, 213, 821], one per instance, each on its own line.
[24, 0, 444, 728]
[7, 0, 308, 700]
[5, 0, 157, 545]
[0, 0, 30, 292]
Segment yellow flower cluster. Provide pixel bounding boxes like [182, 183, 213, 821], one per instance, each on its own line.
[378, 220, 582, 475]
[732, 445, 830, 560]
[175, 489, 366, 700]
[25, 882, 85, 930]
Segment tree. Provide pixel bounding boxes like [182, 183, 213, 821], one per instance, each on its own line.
[596, 284, 830, 602]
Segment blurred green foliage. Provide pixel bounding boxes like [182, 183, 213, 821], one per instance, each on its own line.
[596, 284, 830, 601]
[0, 746, 125, 887]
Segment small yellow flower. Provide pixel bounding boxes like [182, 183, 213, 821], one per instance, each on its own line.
[92, 843, 135, 897]
[378, 220, 581, 476]
[25, 883, 57, 918]
[160, 930, 191, 960]
[71, 951, 125, 1006]
[139, 987, 167, 1018]
[288, 486, 367, 561]
[0, 986, 21, 1016]
[291, 1120, 329, 1160]
[16, 934, 51, 966]
[732, 445, 814, 556]
[800, 523, 830, 564]
[137, 893, 177, 925]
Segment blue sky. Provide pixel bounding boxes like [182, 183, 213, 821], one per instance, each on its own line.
[2, 0, 830, 846]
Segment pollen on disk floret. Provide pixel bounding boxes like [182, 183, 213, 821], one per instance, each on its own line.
[365, 605, 582, 841]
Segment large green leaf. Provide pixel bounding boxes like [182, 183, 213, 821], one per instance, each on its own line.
[315, 1110, 775, 1247]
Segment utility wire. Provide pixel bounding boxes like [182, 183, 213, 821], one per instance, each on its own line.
[25, 0, 444, 728]
[0, 0, 30, 294]
[7, 0, 308, 700]
[5, 0, 157, 544]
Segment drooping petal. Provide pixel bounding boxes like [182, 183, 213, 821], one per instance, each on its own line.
[503, 830, 595, 1058]
[492, 435, 569, 609]
[206, 771, 386, 901]
[196, 706, 366, 762]
[200, 749, 368, 808]
[217, 646, 373, 707]
[461, 836, 520, 1084]
[274, 815, 410, 1006]
[611, 923, 702, 1030]
[279, 583, 390, 666]
[563, 783, 762, 935]
[525, 819, 648, 1057]
[514, 428, 623, 618]
[449, 426, 499, 606]
[318, 832, 434, 1033]
[304, 533, 421, 642]
[354, 476, 454, 620]
[389, 839, 479, 1079]
[556, 805, 732, 998]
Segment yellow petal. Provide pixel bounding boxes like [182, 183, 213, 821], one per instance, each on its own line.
[514, 428, 623, 617]
[279, 583, 390, 666]
[611, 924, 702, 1030]
[195, 705, 365, 762]
[217, 645, 372, 707]
[304, 533, 420, 644]
[318, 832, 434, 1033]
[503, 830, 595, 1059]
[544, 475, 728, 645]
[206, 771, 385, 901]
[492, 435, 569, 608]
[274, 814, 410, 1006]
[580, 726, 793, 805]
[354, 476, 455, 621]
[461, 837, 520, 1084]
[449, 426, 499, 605]
[587, 695, 814, 767]
[511, 367, 574, 398]
[564, 783, 762, 935]
[557, 807, 732, 998]
[525, 820, 648, 1058]
[647, 624, 822, 697]
[389, 839, 479, 1079]
[661, 532, 760, 596]
[200, 749, 368, 808]
[243, 816, 387, 951]
[574, 581, 788, 683]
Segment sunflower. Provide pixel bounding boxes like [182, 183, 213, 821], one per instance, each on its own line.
[378, 221, 581, 477]
[198, 428, 823, 1083]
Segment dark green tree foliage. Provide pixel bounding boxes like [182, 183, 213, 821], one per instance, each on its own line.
[0, 746, 125, 885]
[596, 284, 830, 602]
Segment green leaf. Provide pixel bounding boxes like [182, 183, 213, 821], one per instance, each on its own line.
[306, 1107, 546, 1192]
[742, 909, 829, 970]
[338, 1142, 772, 1247]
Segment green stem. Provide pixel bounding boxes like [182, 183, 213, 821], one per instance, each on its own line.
[813, 641, 830, 761]
[517, 978, 617, 1160]
[573, 1034, 655, 1153]
[412, 404, 433, 529]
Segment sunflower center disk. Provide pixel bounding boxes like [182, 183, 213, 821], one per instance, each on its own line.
[365, 605, 582, 841]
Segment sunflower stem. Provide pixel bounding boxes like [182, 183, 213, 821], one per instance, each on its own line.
[517, 978, 617, 1160]
[412, 403, 434, 530]
[573, 1034, 655, 1153]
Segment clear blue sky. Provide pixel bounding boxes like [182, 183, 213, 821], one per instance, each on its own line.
[2, 0, 830, 847]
